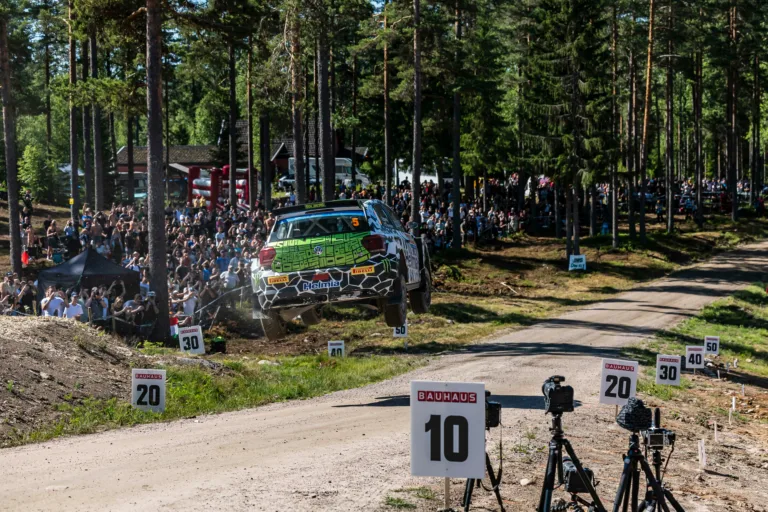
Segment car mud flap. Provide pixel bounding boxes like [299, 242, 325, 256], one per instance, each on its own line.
[252, 308, 269, 320]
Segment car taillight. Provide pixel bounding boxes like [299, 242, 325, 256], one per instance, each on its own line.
[361, 234, 386, 254]
[259, 247, 276, 269]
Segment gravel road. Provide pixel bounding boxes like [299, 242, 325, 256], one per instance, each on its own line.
[2, 241, 767, 512]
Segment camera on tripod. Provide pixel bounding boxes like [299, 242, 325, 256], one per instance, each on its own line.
[642, 407, 676, 449]
[485, 391, 501, 429]
[542, 375, 574, 415]
[616, 397, 653, 432]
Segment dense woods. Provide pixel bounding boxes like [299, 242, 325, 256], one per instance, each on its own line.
[1, 0, 768, 245]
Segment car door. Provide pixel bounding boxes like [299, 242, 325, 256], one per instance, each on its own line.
[374, 203, 420, 285]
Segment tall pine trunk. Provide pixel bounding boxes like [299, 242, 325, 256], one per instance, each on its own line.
[753, 55, 761, 205]
[314, 42, 320, 191]
[728, 5, 738, 221]
[627, 30, 636, 240]
[82, 40, 94, 207]
[247, 36, 255, 209]
[91, 31, 104, 211]
[44, 21, 51, 156]
[639, 0, 656, 243]
[146, 0, 170, 342]
[69, 0, 80, 225]
[694, 49, 703, 225]
[318, 30, 334, 201]
[383, 0, 392, 205]
[565, 186, 573, 258]
[0, 16, 22, 275]
[411, 0, 422, 230]
[290, 16, 306, 204]
[351, 55, 357, 188]
[452, 0, 462, 248]
[572, 180, 580, 255]
[127, 117, 135, 202]
[228, 40, 237, 207]
[612, 7, 620, 248]
[665, 0, 674, 234]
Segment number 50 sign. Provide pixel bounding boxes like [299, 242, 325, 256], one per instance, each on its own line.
[410, 381, 485, 478]
[599, 359, 639, 406]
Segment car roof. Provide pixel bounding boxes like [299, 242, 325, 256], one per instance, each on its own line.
[272, 200, 365, 218]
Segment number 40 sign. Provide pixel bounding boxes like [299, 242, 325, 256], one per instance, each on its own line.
[599, 359, 639, 406]
[410, 381, 485, 479]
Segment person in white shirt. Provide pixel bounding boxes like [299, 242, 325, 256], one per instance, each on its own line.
[64, 294, 84, 320]
[41, 287, 65, 317]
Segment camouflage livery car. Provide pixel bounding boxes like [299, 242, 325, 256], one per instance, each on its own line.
[252, 200, 432, 340]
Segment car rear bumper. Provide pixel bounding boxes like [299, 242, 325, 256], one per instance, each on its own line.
[254, 261, 397, 311]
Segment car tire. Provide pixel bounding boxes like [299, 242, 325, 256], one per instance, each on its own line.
[301, 307, 322, 326]
[409, 269, 431, 314]
[261, 310, 286, 341]
[384, 275, 407, 327]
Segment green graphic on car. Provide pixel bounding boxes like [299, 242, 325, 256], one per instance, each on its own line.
[270, 232, 372, 273]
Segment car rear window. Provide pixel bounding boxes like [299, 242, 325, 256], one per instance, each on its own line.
[269, 211, 370, 242]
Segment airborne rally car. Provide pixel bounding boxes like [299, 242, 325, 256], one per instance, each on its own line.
[252, 200, 432, 340]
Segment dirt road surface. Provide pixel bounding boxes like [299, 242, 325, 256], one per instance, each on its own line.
[2, 242, 767, 512]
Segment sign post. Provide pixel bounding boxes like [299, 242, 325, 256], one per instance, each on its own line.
[131, 369, 166, 413]
[328, 340, 345, 357]
[599, 359, 639, 407]
[704, 336, 720, 356]
[411, 380, 485, 509]
[655, 355, 681, 386]
[568, 255, 587, 272]
[178, 325, 205, 355]
[685, 346, 705, 373]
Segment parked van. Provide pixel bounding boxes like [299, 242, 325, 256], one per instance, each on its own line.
[282, 158, 371, 190]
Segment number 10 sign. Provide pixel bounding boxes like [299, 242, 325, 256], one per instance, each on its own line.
[410, 381, 485, 478]
[599, 359, 639, 406]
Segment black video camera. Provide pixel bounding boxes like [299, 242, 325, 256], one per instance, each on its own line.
[542, 376, 574, 415]
[616, 397, 653, 432]
[642, 408, 676, 449]
[486, 391, 501, 429]
[562, 456, 595, 495]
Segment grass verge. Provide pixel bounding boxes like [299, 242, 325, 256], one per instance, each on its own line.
[13, 354, 421, 446]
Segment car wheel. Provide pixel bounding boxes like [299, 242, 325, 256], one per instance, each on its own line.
[384, 275, 407, 327]
[409, 269, 431, 314]
[301, 306, 323, 326]
[261, 310, 286, 341]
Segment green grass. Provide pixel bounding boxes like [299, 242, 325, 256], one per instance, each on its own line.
[384, 496, 417, 509]
[627, 283, 768, 400]
[11, 354, 421, 446]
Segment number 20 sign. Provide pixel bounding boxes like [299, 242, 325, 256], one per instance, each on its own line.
[599, 359, 639, 406]
[410, 381, 485, 479]
[131, 369, 166, 413]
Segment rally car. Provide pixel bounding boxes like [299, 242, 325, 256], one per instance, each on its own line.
[251, 200, 432, 340]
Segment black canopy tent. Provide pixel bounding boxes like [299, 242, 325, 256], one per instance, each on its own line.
[37, 249, 140, 299]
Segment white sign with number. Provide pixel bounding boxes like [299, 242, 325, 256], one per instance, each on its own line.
[686, 346, 705, 370]
[328, 340, 345, 357]
[655, 355, 681, 386]
[394, 323, 408, 338]
[410, 381, 485, 479]
[131, 369, 166, 413]
[178, 325, 205, 355]
[705, 336, 720, 356]
[599, 359, 638, 406]
[569, 255, 587, 271]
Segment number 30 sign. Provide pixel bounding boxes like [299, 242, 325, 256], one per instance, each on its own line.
[410, 381, 485, 478]
[131, 369, 166, 413]
[599, 359, 638, 406]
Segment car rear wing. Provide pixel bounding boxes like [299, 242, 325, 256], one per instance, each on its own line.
[272, 200, 364, 217]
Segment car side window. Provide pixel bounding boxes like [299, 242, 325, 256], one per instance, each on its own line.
[382, 205, 405, 232]
[373, 204, 397, 231]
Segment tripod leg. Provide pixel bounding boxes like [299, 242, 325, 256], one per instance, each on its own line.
[613, 455, 633, 512]
[537, 441, 560, 512]
[663, 488, 685, 512]
[463, 478, 475, 511]
[631, 459, 640, 512]
[485, 453, 506, 512]
[562, 440, 607, 512]
[639, 458, 670, 512]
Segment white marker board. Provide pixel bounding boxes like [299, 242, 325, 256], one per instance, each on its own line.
[568, 255, 587, 271]
[394, 323, 408, 338]
[328, 340, 345, 357]
[131, 369, 166, 413]
[599, 359, 638, 406]
[178, 325, 205, 355]
[410, 381, 485, 479]
[655, 355, 681, 386]
[685, 346, 705, 370]
[704, 336, 720, 356]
